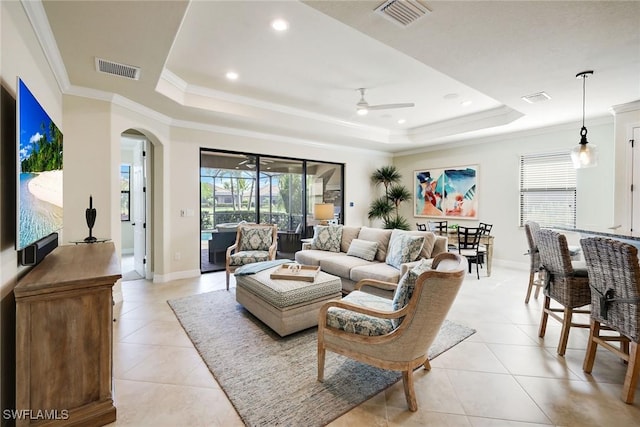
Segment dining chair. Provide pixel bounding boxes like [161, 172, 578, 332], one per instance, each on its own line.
[536, 229, 591, 356]
[416, 223, 427, 231]
[580, 237, 640, 404]
[477, 222, 493, 267]
[427, 220, 448, 236]
[317, 253, 467, 412]
[524, 221, 544, 303]
[225, 223, 278, 290]
[456, 226, 483, 279]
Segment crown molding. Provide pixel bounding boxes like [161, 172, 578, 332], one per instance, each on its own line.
[609, 100, 640, 115]
[393, 114, 614, 157]
[21, 0, 70, 93]
[158, 69, 391, 137]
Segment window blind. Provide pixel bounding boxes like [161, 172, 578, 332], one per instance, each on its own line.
[519, 151, 576, 228]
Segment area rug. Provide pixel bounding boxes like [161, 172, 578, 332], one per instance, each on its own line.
[168, 289, 475, 427]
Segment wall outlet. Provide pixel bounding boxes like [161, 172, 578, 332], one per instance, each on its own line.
[174, 252, 181, 260]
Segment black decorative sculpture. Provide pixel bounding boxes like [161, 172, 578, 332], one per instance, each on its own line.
[84, 195, 97, 243]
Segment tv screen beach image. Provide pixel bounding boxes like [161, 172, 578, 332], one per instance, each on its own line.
[18, 79, 63, 250]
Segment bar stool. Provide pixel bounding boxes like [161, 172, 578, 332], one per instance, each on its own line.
[524, 221, 544, 303]
[537, 229, 591, 356]
[580, 237, 640, 403]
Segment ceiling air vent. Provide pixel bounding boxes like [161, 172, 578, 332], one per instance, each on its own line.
[95, 57, 141, 80]
[521, 92, 551, 104]
[374, 0, 430, 28]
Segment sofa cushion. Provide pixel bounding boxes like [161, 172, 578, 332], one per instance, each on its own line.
[350, 262, 403, 284]
[326, 290, 395, 336]
[238, 227, 273, 251]
[391, 259, 433, 327]
[346, 239, 379, 261]
[357, 227, 393, 262]
[340, 226, 362, 253]
[386, 233, 425, 269]
[294, 249, 344, 266]
[320, 255, 372, 279]
[403, 230, 437, 259]
[311, 225, 343, 252]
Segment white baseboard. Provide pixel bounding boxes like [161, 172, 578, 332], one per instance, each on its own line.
[153, 269, 201, 283]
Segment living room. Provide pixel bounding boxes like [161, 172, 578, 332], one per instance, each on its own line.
[2, 0, 640, 425]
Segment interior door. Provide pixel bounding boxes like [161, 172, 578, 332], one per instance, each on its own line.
[132, 139, 146, 277]
[632, 127, 640, 235]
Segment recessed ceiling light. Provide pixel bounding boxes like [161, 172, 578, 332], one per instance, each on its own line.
[397, 119, 406, 124]
[271, 19, 289, 31]
[225, 71, 239, 81]
[461, 100, 472, 107]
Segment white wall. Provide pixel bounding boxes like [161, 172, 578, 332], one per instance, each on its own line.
[166, 126, 391, 278]
[393, 120, 615, 265]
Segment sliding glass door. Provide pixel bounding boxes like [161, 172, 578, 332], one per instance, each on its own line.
[306, 161, 343, 234]
[200, 149, 343, 272]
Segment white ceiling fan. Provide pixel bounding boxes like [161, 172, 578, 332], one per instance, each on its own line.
[355, 88, 415, 116]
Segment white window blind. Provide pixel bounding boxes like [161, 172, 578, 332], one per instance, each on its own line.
[519, 151, 576, 228]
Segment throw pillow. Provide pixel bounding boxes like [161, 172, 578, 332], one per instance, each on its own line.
[346, 239, 379, 261]
[391, 259, 432, 328]
[311, 225, 343, 252]
[385, 233, 425, 269]
[238, 226, 273, 251]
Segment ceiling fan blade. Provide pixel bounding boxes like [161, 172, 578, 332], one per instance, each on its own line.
[367, 103, 415, 110]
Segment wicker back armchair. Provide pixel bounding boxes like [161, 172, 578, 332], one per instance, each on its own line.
[580, 237, 640, 403]
[524, 221, 544, 303]
[536, 229, 591, 356]
[317, 253, 467, 412]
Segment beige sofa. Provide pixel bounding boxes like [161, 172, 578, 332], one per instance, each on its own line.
[294, 226, 448, 295]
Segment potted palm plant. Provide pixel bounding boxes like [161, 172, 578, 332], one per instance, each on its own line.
[368, 165, 412, 230]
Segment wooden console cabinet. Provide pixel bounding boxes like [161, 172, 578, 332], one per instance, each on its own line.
[15, 242, 121, 427]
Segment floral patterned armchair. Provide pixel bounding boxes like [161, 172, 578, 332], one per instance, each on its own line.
[225, 224, 278, 290]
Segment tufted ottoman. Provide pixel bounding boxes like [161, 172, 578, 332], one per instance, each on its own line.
[235, 265, 342, 337]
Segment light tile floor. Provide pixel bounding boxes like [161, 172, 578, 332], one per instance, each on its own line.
[109, 262, 640, 426]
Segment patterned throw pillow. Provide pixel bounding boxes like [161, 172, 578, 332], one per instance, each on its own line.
[391, 259, 432, 327]
[346, 239, 379, 261]
[311, 225, 343, 252]
[238, 227, 273, 251]
[385, 233, 425, 269]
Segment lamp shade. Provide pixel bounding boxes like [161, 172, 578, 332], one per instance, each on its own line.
[570, 141, 598, 168]
[313, 203, 334, 222]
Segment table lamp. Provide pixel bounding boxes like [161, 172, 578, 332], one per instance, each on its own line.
[314, 203, 334, 225]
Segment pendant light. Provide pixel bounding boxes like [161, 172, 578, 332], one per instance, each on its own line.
[570, 70, 598, 168]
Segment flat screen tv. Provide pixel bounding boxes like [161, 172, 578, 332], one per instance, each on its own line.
[16, 77, 63, 251]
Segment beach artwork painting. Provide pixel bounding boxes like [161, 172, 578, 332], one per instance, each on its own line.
[18, 79, 63, 249]
[414, 166, 478, 219]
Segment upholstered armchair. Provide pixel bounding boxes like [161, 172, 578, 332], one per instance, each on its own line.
[317, 253, 467, 412]
[225, 223, 278, 290]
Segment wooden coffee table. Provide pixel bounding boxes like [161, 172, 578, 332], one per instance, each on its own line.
[235, 265, 342, 337]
